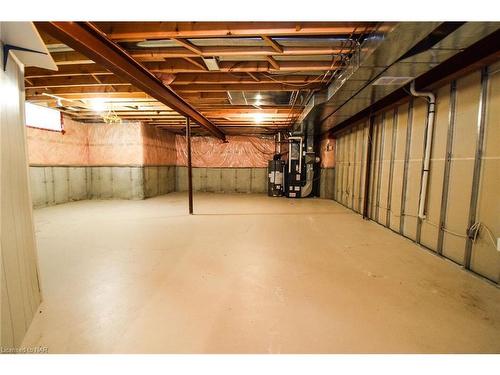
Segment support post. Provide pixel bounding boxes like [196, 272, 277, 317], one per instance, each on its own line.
[437, 81, 457, 255]
[186, 117, 193, 215]
[464, 66, 489, 269]
[362, 115, 375, 220]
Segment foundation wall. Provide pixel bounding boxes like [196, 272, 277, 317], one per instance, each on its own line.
[28, 125, 273, 206]
[175, 167, 267, 194]
[174, 135, 274, 194]
[27, 120, 177, 207]
[332, 62, 500, 283]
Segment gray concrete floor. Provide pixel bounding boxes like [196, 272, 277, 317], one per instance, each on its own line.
[23, 193, 500, 353]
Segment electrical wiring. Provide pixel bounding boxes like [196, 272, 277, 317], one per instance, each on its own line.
[470, 222, 498, 248]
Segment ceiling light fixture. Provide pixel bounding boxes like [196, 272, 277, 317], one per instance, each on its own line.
[89, 98, 107, 112]
[252, 113, 266, 123]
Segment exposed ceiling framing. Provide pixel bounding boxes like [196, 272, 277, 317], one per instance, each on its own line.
[27, 21, 379, 135]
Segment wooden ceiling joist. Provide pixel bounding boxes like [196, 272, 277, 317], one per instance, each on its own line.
[27, 72, 321, 87]
[49, 47, 347, 64]
[146, 60, 341, 73]
[172, 38, 203, 55]
[266, 56, 280, 70]
[29, 22, 377, 135]
[35, 21, 225, 140]
[27, 81, 317, 95]
[261, 35, 283, 53]
[26, 59, 341, 79]
[92, 22, 379, 41]
[124, 45, 345, 59]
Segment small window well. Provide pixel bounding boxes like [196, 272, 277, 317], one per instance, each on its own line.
[25, 102, 63, 132]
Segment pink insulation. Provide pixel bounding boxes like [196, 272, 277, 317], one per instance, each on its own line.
[320, 135, 335, 168]
[87, 122, 144, 166]
[27, 117, 177, 166]
[175, 135, 275, 168]
[27, 118, 89, 165]
[142, 125, 177, 166]
[27, 117, 275, 168]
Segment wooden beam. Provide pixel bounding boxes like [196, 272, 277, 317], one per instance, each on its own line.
[25, 64, 111, 78]
[27, 82, 319, 96]
[172, 82, 321, 92]
[50, 51, 93, 65]
[28, 73, 322, 88]
[35, 21, 225, 140]
[147, 60, 339, 73]
[26, 59, 340, 78]
[26, 75, 129, 88]
[128, 46, 344, 60]
[261, 35, 283, 53]
[246, 72, 260, 82]
[173, 73, 314, 85]
[49, 46, 346, 65]
[93, 22, 379, 40]
[182, 57, 207, 71]
[26, 90, 229, 101]
[266, 56, 280, 70]
[172, 38, 203, 55]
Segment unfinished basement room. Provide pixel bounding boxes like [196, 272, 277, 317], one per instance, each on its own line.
[1, 6, 500, 367]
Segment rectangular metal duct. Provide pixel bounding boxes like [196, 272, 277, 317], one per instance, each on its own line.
[297, 22, 500, 135]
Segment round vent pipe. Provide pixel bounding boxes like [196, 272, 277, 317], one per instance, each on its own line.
[409, 81, 435, 220]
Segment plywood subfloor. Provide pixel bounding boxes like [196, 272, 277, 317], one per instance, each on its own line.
[22, 193, 500, 353]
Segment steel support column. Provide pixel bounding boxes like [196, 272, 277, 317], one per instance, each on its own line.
[400, 99, 414, 234]
[386, 107, 398, 228]
[186, 117, 194, 215]
[362, 116, 375, 220]
[375, 113, 386, 222]
[437, 81, 457, 255]
[464, 66, 490, 269]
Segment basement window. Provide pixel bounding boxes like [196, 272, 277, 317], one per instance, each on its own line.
[25, 102, 64, 132]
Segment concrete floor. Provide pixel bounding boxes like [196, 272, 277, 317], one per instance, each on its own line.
[22, 193, 500, 353]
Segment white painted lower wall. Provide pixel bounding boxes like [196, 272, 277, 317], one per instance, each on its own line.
[1, 43, 42, 349]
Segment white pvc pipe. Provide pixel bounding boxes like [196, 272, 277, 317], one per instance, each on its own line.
[409, 81, 436, 220]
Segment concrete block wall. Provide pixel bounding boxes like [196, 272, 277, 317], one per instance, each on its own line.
[88, 167, 146, 200]
[319, 168, 335, 199]
[30, 165, 267, 207]
[144, 166, 176, 198]
[30, 165, 176, 208]
[176, 167, 267, 194]
[30, 166, 89, 208]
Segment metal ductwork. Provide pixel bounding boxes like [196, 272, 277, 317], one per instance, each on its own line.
[266, 116, 319, 199]
[294, 21, 500, 135]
